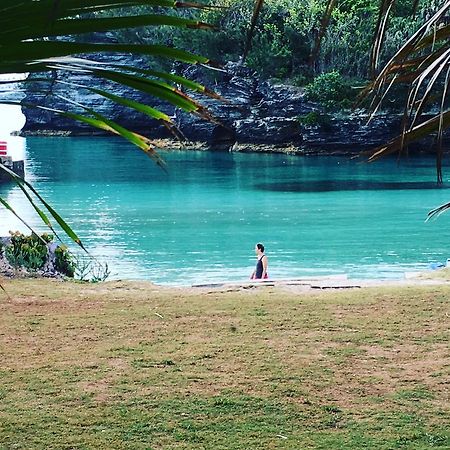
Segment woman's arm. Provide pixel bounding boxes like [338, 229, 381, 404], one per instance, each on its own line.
[262, 256, 268, 278]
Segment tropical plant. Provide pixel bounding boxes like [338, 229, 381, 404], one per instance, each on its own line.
[304, 71, 357, 108]
[107, 1, 424, 79]
[0, 0, 220, 247]
[71, 254, 110, 282]
[54, 245, 76, 278]
[1, 231, 87, 278]
[361, 3, 450, 168]
[297, 111, 332, 129]
[5, 231, 51, 271]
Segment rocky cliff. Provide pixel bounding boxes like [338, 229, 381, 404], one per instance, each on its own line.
[21, 57, 405, 153]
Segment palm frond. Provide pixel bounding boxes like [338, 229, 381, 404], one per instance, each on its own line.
[0, 195, 44, 239]
[243, 0, 264, 62]
[367, 111, 450, 162]
[369, 0, 396, 79]
[0, 1, 218, 242]
[310, 0, 337, 68]
[365, 1, 450, 112]
[0, 280, 10, 300]
[0, 162, 86, 249]
[427, 201, 450, 220]
[359, 1, 450, 184]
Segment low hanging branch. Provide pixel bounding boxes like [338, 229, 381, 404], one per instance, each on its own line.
[369, 0, 396, 79]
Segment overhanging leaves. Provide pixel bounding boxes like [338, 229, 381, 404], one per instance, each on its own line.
[0, 0, 220, 242]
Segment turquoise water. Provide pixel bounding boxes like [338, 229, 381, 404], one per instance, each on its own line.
[1, 136, 450, 285]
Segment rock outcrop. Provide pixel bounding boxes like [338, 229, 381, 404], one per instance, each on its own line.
[21, 54, 407, 153]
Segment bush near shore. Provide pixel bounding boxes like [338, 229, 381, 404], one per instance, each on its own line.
[0, 231, 75, 278]
[0, 232, 110, 281]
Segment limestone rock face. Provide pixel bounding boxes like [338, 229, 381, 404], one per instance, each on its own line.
[21, 56, 403, 152]
[21, 34, 172, 138]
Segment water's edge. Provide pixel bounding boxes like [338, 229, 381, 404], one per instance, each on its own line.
[2, 136, 450, 285]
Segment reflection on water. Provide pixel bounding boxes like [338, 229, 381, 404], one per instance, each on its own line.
[256, 180, 449, 192]
[1, 136, 450, 285]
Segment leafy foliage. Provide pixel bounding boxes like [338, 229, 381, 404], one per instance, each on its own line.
[297, 111, 332, 130]
[247, 0, 450, 191]
[1, 232, 106, 280]
[136, 0, 432, 80]
[54, 245, 76, 278]
[362, 1, 450, 181]
[304, 71, 358, 108]
[5, 231, 52, 271]
[72, 255, 111, 283]
[0, 1, 219, 246]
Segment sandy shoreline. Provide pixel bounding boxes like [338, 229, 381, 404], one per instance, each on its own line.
[160, 270, 450, 294]
[2, 268, 449, 293]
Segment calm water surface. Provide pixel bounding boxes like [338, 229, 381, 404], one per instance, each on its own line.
[1, 136, 450, 285]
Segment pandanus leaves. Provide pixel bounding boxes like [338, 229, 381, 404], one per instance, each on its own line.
[0, 0, 220, 247]
[244, 0, 450, 217]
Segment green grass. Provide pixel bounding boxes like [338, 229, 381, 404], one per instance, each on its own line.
[0, 280, 449, 449]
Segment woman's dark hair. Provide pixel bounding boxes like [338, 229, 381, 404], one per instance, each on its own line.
[256, 243, 265, 252]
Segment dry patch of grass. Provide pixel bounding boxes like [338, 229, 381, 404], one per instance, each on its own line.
[0, 279, 449, 449]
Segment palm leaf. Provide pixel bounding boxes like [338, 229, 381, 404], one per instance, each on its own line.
[0, 1, 221, 242]
[0, 42, 210, 68]
[365, 2, 450, 110]
[427, 201, 450, 220]
[243, 0, 265, 61]
[0, 280, 10, 300]
[369, 0, 396, 79]
[1, 15, 214, 43]
[358, 1, 450, 185]
[367, 111, 450, 162]
[310, 0, 337, 68]
[0, 195, 45, 239]
[0, 163, 86, 249]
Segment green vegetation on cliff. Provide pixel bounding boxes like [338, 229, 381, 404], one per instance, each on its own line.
[107, 0, 440, 108]
[110, 1, 428, 77]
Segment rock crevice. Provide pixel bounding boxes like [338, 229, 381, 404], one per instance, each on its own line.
[21, 59, 405, 152]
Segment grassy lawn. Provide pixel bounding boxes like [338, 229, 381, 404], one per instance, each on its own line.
[0, 279, 449, 449]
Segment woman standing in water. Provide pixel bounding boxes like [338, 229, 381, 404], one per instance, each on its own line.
[251, 243, 268, 279]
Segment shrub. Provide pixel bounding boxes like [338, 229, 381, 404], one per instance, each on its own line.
[2, 231, 107, 280]
[297, 111, 332, 130]
[72, 255, 110, 282]
[5, 231, 50, 271]
[55, 245, 76, 278]
[304, 71, 358, 108]
[291, 74, 312, 87]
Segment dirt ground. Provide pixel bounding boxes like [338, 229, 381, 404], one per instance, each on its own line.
[0, 278, 449, 449]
